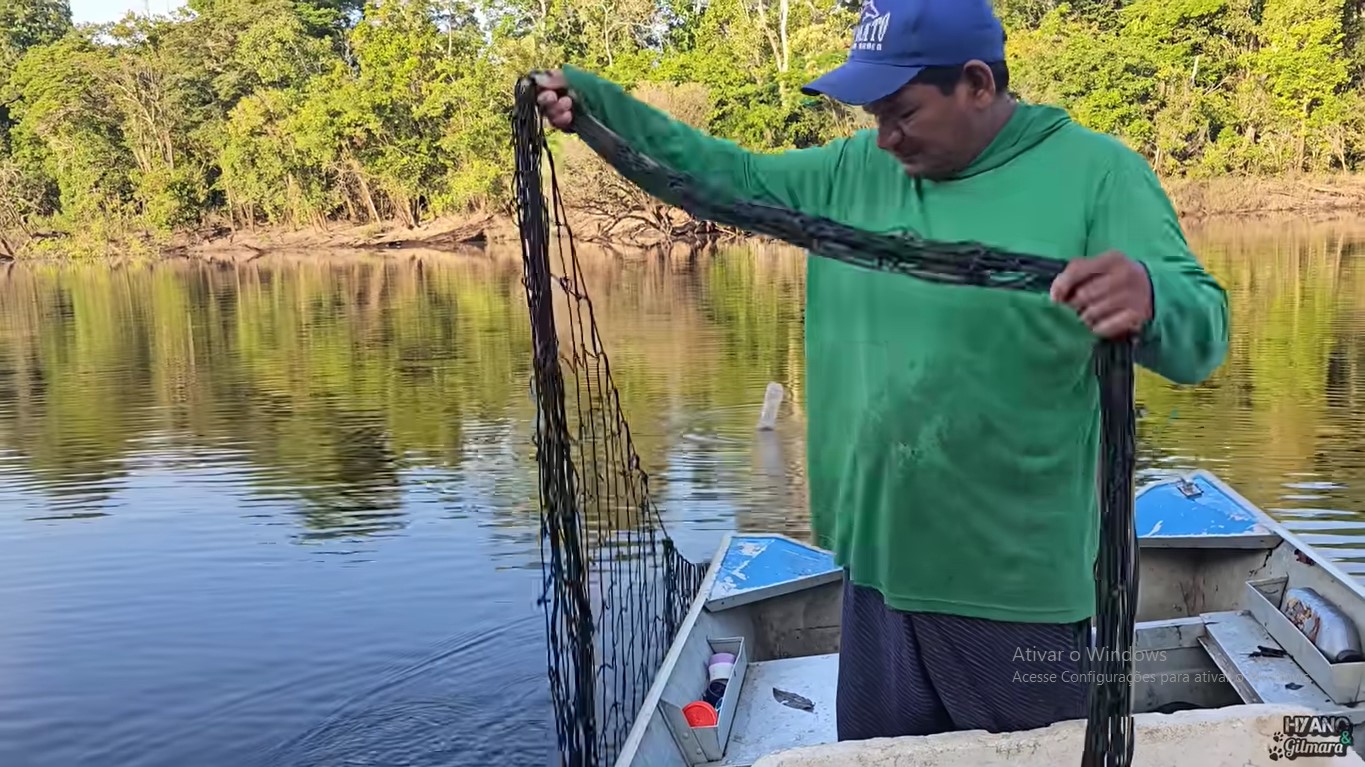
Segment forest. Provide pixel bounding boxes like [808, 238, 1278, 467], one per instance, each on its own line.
[0, 0, 1363, 254]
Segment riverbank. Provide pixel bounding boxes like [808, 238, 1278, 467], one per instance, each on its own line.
[9, 172, 1365, 262]
[180, 213, 510, 261]
[187, 172, 1365, 260]
[1166, 174, 1365, 223]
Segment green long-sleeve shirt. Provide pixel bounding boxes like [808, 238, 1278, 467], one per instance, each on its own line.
[561, 65, 1229, 623]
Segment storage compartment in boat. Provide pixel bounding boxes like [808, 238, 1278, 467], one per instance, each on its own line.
[1245, 577, 1365, 704]
[660, 636, 750, 765]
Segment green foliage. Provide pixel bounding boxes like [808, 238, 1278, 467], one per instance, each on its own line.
[0, 0, 1364, 251]
[0, 0, 70, 70]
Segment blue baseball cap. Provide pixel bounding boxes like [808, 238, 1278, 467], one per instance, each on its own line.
[801, 0, 1006, 106]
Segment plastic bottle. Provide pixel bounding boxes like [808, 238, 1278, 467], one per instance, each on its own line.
[1282, 587, 1365, 663]
[756, 382, 784, 431]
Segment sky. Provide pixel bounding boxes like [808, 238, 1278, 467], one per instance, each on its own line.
[70, 0, 185, 24]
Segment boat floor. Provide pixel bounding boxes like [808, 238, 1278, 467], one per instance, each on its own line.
[712, 653, 839, 767]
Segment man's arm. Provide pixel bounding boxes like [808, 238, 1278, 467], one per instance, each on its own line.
[1082, 148, 1230, 385]
[557, 65, 852, 216]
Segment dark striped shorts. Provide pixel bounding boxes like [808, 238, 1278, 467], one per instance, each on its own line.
[837, 577, 1090, 741]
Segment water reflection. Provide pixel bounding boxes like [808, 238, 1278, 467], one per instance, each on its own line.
[1132, 219, 1365, 572]
[0, 246, 809, 767]
[1, 219, 1365, 766]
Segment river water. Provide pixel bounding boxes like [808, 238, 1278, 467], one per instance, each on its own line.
[2, 218, 1365, 767]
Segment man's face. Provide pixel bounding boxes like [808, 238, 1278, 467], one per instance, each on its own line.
[863, 64, 996, 180]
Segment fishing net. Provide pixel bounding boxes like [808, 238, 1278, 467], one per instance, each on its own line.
[512, 78, 710, 767]
[512, 73, 1139, 767]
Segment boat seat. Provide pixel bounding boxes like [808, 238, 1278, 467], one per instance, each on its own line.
[1198, 610, 1355, 714]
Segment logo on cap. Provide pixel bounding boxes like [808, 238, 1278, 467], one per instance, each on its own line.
[853, 0, 890, 52]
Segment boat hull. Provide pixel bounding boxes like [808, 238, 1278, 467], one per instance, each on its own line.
[613, 470, 1365, 767]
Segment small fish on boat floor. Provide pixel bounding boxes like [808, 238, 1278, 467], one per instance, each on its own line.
[772, 688, 815, 712]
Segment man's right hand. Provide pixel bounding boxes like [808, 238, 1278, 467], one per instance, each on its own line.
[533, 70, 574, 131]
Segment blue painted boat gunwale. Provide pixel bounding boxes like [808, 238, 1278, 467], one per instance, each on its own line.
[1133, 473, 1281, 549]
[704, 534, 840, 612]
[702, 473, 1286, 613]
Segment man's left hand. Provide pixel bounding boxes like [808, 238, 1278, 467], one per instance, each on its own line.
[1049, 251, 1153, 340]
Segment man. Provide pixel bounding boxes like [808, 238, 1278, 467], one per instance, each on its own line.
[534, 0, 1228, 743]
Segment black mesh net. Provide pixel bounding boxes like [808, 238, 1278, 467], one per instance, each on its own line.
[512, 78, 709, 767]
[512, 73, 1139, 767]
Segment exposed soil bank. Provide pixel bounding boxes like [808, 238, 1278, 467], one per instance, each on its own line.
[194, 174, 1365, 260]
[178, 213, 517, 262]
[10, 173, 1365, 263]
[1166, 174, 1365, 223]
